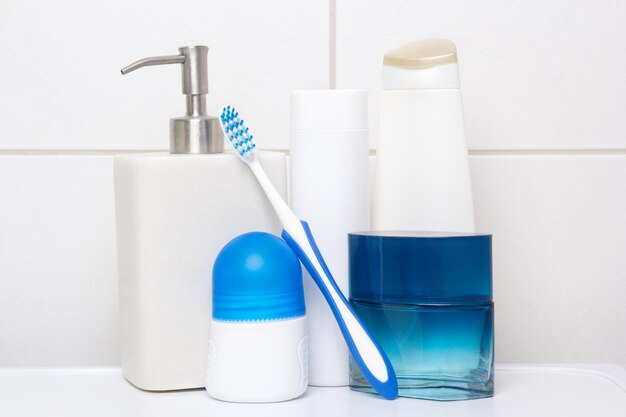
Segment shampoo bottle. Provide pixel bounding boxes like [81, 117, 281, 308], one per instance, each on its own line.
[115, 46, 287, 391]
[373, 39, 475, 232]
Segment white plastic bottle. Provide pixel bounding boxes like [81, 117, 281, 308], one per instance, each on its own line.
[115, 46, 287, 391]
[373, 39, 475, 232]
[290, 90, 370, 386]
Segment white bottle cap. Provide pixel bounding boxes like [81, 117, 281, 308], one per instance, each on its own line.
[291, 90, 368, 130]
[381, 39, 460, 90]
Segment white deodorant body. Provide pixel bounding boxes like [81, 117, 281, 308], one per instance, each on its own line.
[206, 318, 308, 402]
[290, 90, 370, 386]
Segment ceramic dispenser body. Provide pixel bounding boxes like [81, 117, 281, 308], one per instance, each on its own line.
[115, 46, 287, 390]
[373, 39, 475, 232]
[115, 153, 286, 390]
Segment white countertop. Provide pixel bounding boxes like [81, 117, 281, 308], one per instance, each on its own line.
[1, 364, 625, 417]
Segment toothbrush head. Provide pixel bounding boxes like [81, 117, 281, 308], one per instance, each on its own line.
[219, 105, 257, 161]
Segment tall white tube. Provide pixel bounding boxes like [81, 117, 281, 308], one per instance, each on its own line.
[290, 90, 370, 386]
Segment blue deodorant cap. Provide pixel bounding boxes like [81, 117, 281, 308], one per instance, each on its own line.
[213, 232, 305, 321]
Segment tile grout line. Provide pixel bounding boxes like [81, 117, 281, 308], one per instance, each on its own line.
[0, 150, 168, 155]
[2, 149, 626, 156]
[469, 149, 626, 156]
[329, 0, 336, 89]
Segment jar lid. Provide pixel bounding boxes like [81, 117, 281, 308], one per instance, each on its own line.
[349, 231, 492, 304]
[213, 232, 305, 321]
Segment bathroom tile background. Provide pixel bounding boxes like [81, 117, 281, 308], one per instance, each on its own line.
[0, 0, 329, 151]
[0, 155, 119, 366]
[336, 0, 626, 150]
[1, 0, 625, 367]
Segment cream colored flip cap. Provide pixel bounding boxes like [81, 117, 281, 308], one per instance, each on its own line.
[383, 38, 457, 70]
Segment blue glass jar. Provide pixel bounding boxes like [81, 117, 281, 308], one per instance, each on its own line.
[349, 231, 494, 400]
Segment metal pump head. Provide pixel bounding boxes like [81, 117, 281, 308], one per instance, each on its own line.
[121, 46, 224, 154]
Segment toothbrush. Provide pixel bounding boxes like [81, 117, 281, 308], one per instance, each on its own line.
[219, 106, 398, 400]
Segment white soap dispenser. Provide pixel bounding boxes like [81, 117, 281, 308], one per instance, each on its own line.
[115, 46, 287, 391]
[372, 39, 475, 232]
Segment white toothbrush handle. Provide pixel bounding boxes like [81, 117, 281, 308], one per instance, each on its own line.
[249, 159, 298, 226]
[248, 159, 398, 400]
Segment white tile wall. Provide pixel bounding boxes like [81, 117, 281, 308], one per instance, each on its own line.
[0, 0, 329, 151]
[0, 154, 118, 366]
[336, 0, 626, 150]
[471, 153, 626, 364]
[1, 1, 625, 368]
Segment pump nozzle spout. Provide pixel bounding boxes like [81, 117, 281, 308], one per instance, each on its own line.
[120, 55, 185, 75]
[119, 45, 222, 154]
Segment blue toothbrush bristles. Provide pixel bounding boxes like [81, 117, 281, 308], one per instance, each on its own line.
[220, 105, 257, 157]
